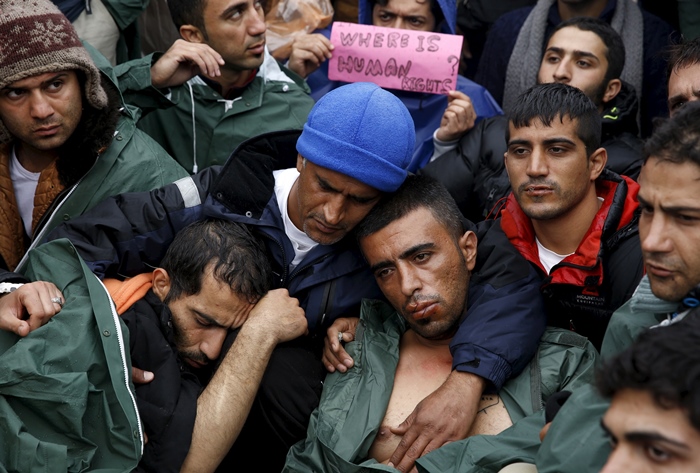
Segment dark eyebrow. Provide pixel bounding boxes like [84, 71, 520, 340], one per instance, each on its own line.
[317, 174, 379, 204]
[507, 139, 531, 148]
[639, 192, 700, 214]
[369, 242, 435, 273]
[220, 0, 248, 18]
[194, 309, 227, 329]
[542, 137, 577, 147]
[601, 418, 690, 450]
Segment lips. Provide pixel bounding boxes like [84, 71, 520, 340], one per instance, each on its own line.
[406, 301, 439, 320]
[185, 357, 207, 369]
[646, 263, 674, 278]
[34, 124, 60, 137]
[314, 218, 342, 234]
[524, 185, 553, 196]
[247, 41, 265, 54]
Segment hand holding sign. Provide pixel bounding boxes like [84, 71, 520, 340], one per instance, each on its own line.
[328, 22, 463, 95]
[288, 33, 335, 78]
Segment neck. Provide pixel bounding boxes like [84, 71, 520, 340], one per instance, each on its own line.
[557, 0, 608, 20]
[532, 187, 602, 255]
[216, 68, 254, 98]
[405, 329, 453, 350]
[15, 141, 58, 173]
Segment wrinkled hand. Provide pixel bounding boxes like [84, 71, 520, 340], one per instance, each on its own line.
[0, 281, 64, 337]
[322, 317, 359, 373]
[245, 289, 308, 344]
[151, 39, 225, 88]
[435, 90, 477, 142]
[388, 371, 485, 472]
[287, 33, 334, 78]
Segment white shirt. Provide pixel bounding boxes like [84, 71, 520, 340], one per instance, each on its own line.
[274, 168, 318, 268]
[9, 147, 40, 237]
[536, 237, 573, 274]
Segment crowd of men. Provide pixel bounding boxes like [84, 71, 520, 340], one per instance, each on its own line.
[0, 0, 698, 472]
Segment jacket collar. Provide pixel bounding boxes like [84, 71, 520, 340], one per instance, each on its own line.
[500, 170, 639, 288]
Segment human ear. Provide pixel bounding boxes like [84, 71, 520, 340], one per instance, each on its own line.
[602, 79, 622, 105]
[151, 268, 171, 302]
[589, 147, 607, 180]
[459, 231, 478, 271]
[180, 25, 205, 44]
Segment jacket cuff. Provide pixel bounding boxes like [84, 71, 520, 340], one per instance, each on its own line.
[0, 269, 29, 284]
[452, 343, 511, 392]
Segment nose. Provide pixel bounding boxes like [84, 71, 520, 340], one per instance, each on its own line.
[399, 265, 422, 297]
[640, 213, 673, 254]
[526, 149, 548, 177]
[552, 59, 571, 83]
[200, 329, 227, 362]
[248, 3, 266, 36]
[323, 194, 346, 226]
[29, 92, 55, 120]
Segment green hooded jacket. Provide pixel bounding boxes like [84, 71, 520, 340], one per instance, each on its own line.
[0, 239, 142, 472]
[284, 299, 598, 473]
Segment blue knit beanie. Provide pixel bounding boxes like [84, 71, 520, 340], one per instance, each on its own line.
[296, 82, 415, 193]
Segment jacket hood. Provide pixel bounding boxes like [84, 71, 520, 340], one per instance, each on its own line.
[601, 81, 639, 140]
[358, 0, 457, 35]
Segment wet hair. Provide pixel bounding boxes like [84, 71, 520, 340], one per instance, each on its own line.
[506, 83, 602, 157]
[548, 17, 625, 85]
[597, 309, 700, 431]
[369, 0, 444, 32]
[643, 101, 700, 167]
[355, 174, 463, 243]
[160, 219, 271, 304]
[168, 0, 207, 31]
[666, 36, 700, 81]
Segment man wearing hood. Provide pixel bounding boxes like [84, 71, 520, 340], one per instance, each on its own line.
[286, 0, 502, 172]
[424, 17, 642, 223]
[0, 0, 187, 305]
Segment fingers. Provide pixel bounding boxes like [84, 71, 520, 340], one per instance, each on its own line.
[132, 367, 155, 384]
[322, 318, 358, 372]
[288, 34, 334, 77]
[388, 415, 423, 472]
[0, 282, 64, 336]
[247, 289, 308, 343]
[152, 40, 225, 88]
[436, 91, 476, 142]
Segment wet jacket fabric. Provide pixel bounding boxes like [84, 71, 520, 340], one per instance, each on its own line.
[304, 0, 502, 172]
[500, 171, 643, 349]
[283, 299, 597, 472]
[0, 240, 142, 472]
[121, 290, 201, 473]
[421, 82, 644, 222]
[114, 50, 314, 173]
[0, 44, 188, 274]
[535, 277, 680, 473]
[47, 129, 546, 390]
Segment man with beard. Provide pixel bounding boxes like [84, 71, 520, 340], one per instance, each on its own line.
[424, 17, 642, 223]
[284, 175, 597, 472]
[536, 101, 700, 473]
[114, 0, 315, 172]
[0, 0, 187, 328]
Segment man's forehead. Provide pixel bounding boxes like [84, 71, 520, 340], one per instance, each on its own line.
[4, 70, 76, 89]
[546, 26, 605, 57]
[508, 115, 580, 140]
[309, 159, 382, 197]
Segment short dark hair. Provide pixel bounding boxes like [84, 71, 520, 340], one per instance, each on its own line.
[160, 219, 271, 304]
[368, 0, 444, 32]
[168, 0, 207, 31]
[597, 310, 700, 432]
[643, 101, 700, 167]
[549, 17, 625, 85]
[355, 174, 463, 243]
[507, 83, 602, 157]
[666, 36, 700, 82]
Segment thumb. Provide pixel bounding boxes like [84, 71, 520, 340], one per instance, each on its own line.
[390, 410, 416, 435]
[0, 315, 29, 337]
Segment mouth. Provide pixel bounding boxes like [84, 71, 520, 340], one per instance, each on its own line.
[646, 263, 674, 278]
[247, 41, 266, 55]
[523, 185, 553, 196]
[185, 357, 207, 369]
[406, 301, 439, 320]
[314, 218, 342, 234]
[34, 125, 60, 137]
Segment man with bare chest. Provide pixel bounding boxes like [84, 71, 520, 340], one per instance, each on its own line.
[284, 175, 598, 472]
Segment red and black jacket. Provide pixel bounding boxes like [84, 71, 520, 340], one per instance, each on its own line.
[500, 170, 644, 349]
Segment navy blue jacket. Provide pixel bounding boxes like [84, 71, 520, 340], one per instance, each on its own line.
[475, 0, 676, 137]
[47, 130, 545, 389]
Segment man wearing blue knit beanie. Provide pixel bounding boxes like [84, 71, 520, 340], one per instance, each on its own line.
[41, 82, 544, 471]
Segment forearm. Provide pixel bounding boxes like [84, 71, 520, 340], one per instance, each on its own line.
[181, 327, 277, 472]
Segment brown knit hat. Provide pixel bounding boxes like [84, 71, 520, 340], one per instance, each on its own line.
[0, 0, 108, 143]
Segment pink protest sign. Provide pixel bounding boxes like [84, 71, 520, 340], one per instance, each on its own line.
[328, 22, 463, 95]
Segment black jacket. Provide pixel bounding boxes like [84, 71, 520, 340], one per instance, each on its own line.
[421, 82, 644, 222]
[122, 290, 201, 473]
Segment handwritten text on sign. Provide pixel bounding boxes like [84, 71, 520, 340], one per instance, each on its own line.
[328, 22, 463, 95]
